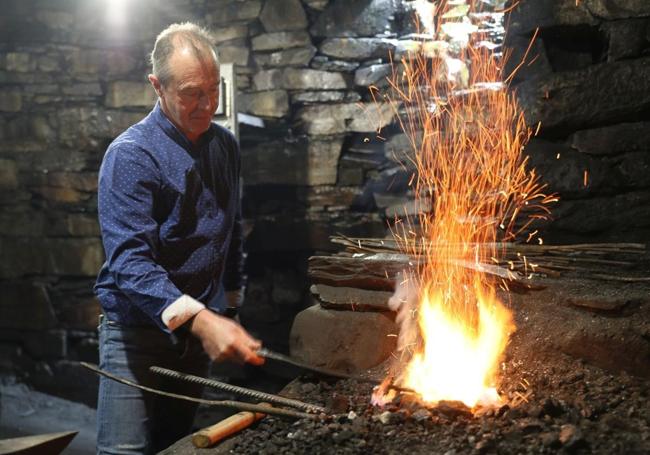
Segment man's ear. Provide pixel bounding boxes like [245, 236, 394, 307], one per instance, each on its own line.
[148, 74, 163, 98]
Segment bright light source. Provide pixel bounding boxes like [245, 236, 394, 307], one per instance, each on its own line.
[107, 0, 129, 26]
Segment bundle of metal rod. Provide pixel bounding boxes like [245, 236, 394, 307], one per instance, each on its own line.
[149, 365, 326, 414]
[80, 362, 324, 420]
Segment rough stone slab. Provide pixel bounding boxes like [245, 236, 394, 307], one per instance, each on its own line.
[0, 238, 47, 278]
[57, 296, 101, 330]
[507, 0, 597, 36]
[44, 238, 104, 277]
[524, 138, 607, 197]
[517, 57, 650, 132]
[310, 55, 360, 72]
[282, 68, 348, 90]
[297, 102, 395, 135]
[105, 81, 157, 108]
[241, 136, 343, 185]
[216, 43, 250, 66]
[289, 303, 397, 373]
[509, 0, 650, 35]
[292, 90, 361, 104]
[354, 63, 392, 86]
[207, 0, 262, 24]
[252, 69, 283, 90]
[544, 190, 650, 239]
[5, 52, 31, 72]
[253, 46, 316, 67]
[509, 277, 650, 377]
[260, 0, 307, 32]
[311, 284, 394, 312]
[213, 25, 249, 44]
[251, 31, 312, 51]
[319, 38, 396, 60]
[0, 283, 57, 330]
[570, 122, 650, 155]
[604, 18, 649, 62]
[239, 90, 289, 118]
[0, 90, 22, 112]
[310, 0, 399, 38]
[0, 158, 18, 189]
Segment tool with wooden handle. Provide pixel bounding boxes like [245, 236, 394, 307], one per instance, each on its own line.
[191, 407, 266, 448]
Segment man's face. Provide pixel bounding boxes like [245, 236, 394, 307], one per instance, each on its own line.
[151, 46, 220, 143]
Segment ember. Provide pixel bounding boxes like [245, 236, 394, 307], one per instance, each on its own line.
[380, 0, 553, 409]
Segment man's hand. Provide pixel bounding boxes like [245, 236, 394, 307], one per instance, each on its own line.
[189, 309, 264, 365]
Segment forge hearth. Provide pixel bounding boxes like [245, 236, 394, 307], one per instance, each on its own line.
[164, 275, 650, 454]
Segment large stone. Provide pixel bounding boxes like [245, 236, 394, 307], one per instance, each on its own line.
[35, 9, 75, 30]
[251, 31, 312, 51]
[253, 69, 283, 90]
[0, 238, 46, 278]
[0, 158, 18, 189]
[319, 38, 396, 60]
[0, 209, 45, 236]
[289, 304, 397, 373]
[311, 284, 394, 312]
[544, 190, 650, 240]
[311, 0, 399, 38]
[239, 90, 289, 118]
[0, 90, 22, 112]
[207, 0, 263, 24]
[282, 68, 348, 90]
[253, 46, 316, 67]
[5, 52, 31, 72]
[105, 81, 157, 108]
[260, 0, 307, 32]
[44, 238, 105, 277]
[525, 138, 607, 197]
[48, 172, 98, 192]
[292, 91, 361, 104]
[213, 25, 249, 44]
[569, 122, 650, 155]
[54, 213, 101, 237]
[68, 49, 137, 76]
[242, 136, 343, 185]
[354, 63, 392, 86]
[509, 0, 650, 37]
[297, 102, 395, 135]
[517, 57, 650, 132]
[604, 18, 649, 62]
[0, 282, 56, 330]
[310, 55, 360, 72]
[216, 42, 250, 66]
[57, 296, 101, 330]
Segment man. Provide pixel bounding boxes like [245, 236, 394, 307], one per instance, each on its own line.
[94, 22, 263, 454]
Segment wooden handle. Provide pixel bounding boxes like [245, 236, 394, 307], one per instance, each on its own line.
[191, 409, 266, 448]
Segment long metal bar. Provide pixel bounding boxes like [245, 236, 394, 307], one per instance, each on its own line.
[256, 348, 417, 394]
[149, 366, 326, 414]
[80, 362, 320, 420]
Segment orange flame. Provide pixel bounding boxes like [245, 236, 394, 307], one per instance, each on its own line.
[383, 1, 554, 409]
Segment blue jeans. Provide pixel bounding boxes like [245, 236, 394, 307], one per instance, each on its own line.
[96, 317, 210, 454]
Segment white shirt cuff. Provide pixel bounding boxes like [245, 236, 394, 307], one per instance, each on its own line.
[162, 294, 205, 331]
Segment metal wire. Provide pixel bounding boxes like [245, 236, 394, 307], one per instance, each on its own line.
[149, 365, 326, 414]
[81, 362, 320, 420]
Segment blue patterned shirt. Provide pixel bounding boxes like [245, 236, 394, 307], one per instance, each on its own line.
[95, 102, 244, 332]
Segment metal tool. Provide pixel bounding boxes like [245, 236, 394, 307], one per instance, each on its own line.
[255, 348, 417, 394]
[81, 362, 320, 420]
[150, 366, 325, 414]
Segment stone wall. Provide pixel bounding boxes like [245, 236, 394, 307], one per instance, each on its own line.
[1, 0, 648, 401]
[507, 0, 650, 242]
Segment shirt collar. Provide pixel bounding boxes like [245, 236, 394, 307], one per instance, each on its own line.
[152, 101, 215, 153]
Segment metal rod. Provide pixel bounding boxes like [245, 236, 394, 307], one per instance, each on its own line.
[80, 362, 320, 420]
[256, 348, 417, 394]
[149, 366, 326, 414]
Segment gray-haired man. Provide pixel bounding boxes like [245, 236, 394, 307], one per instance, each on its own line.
[94, 23, 263, 453]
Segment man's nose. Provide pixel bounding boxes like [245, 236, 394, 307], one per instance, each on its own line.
[198, 92, 211, 110]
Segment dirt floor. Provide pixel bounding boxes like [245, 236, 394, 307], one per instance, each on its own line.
[163, 277, 650, 454]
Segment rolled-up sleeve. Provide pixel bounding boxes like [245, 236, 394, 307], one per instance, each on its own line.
[98, 143, 187, 331]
